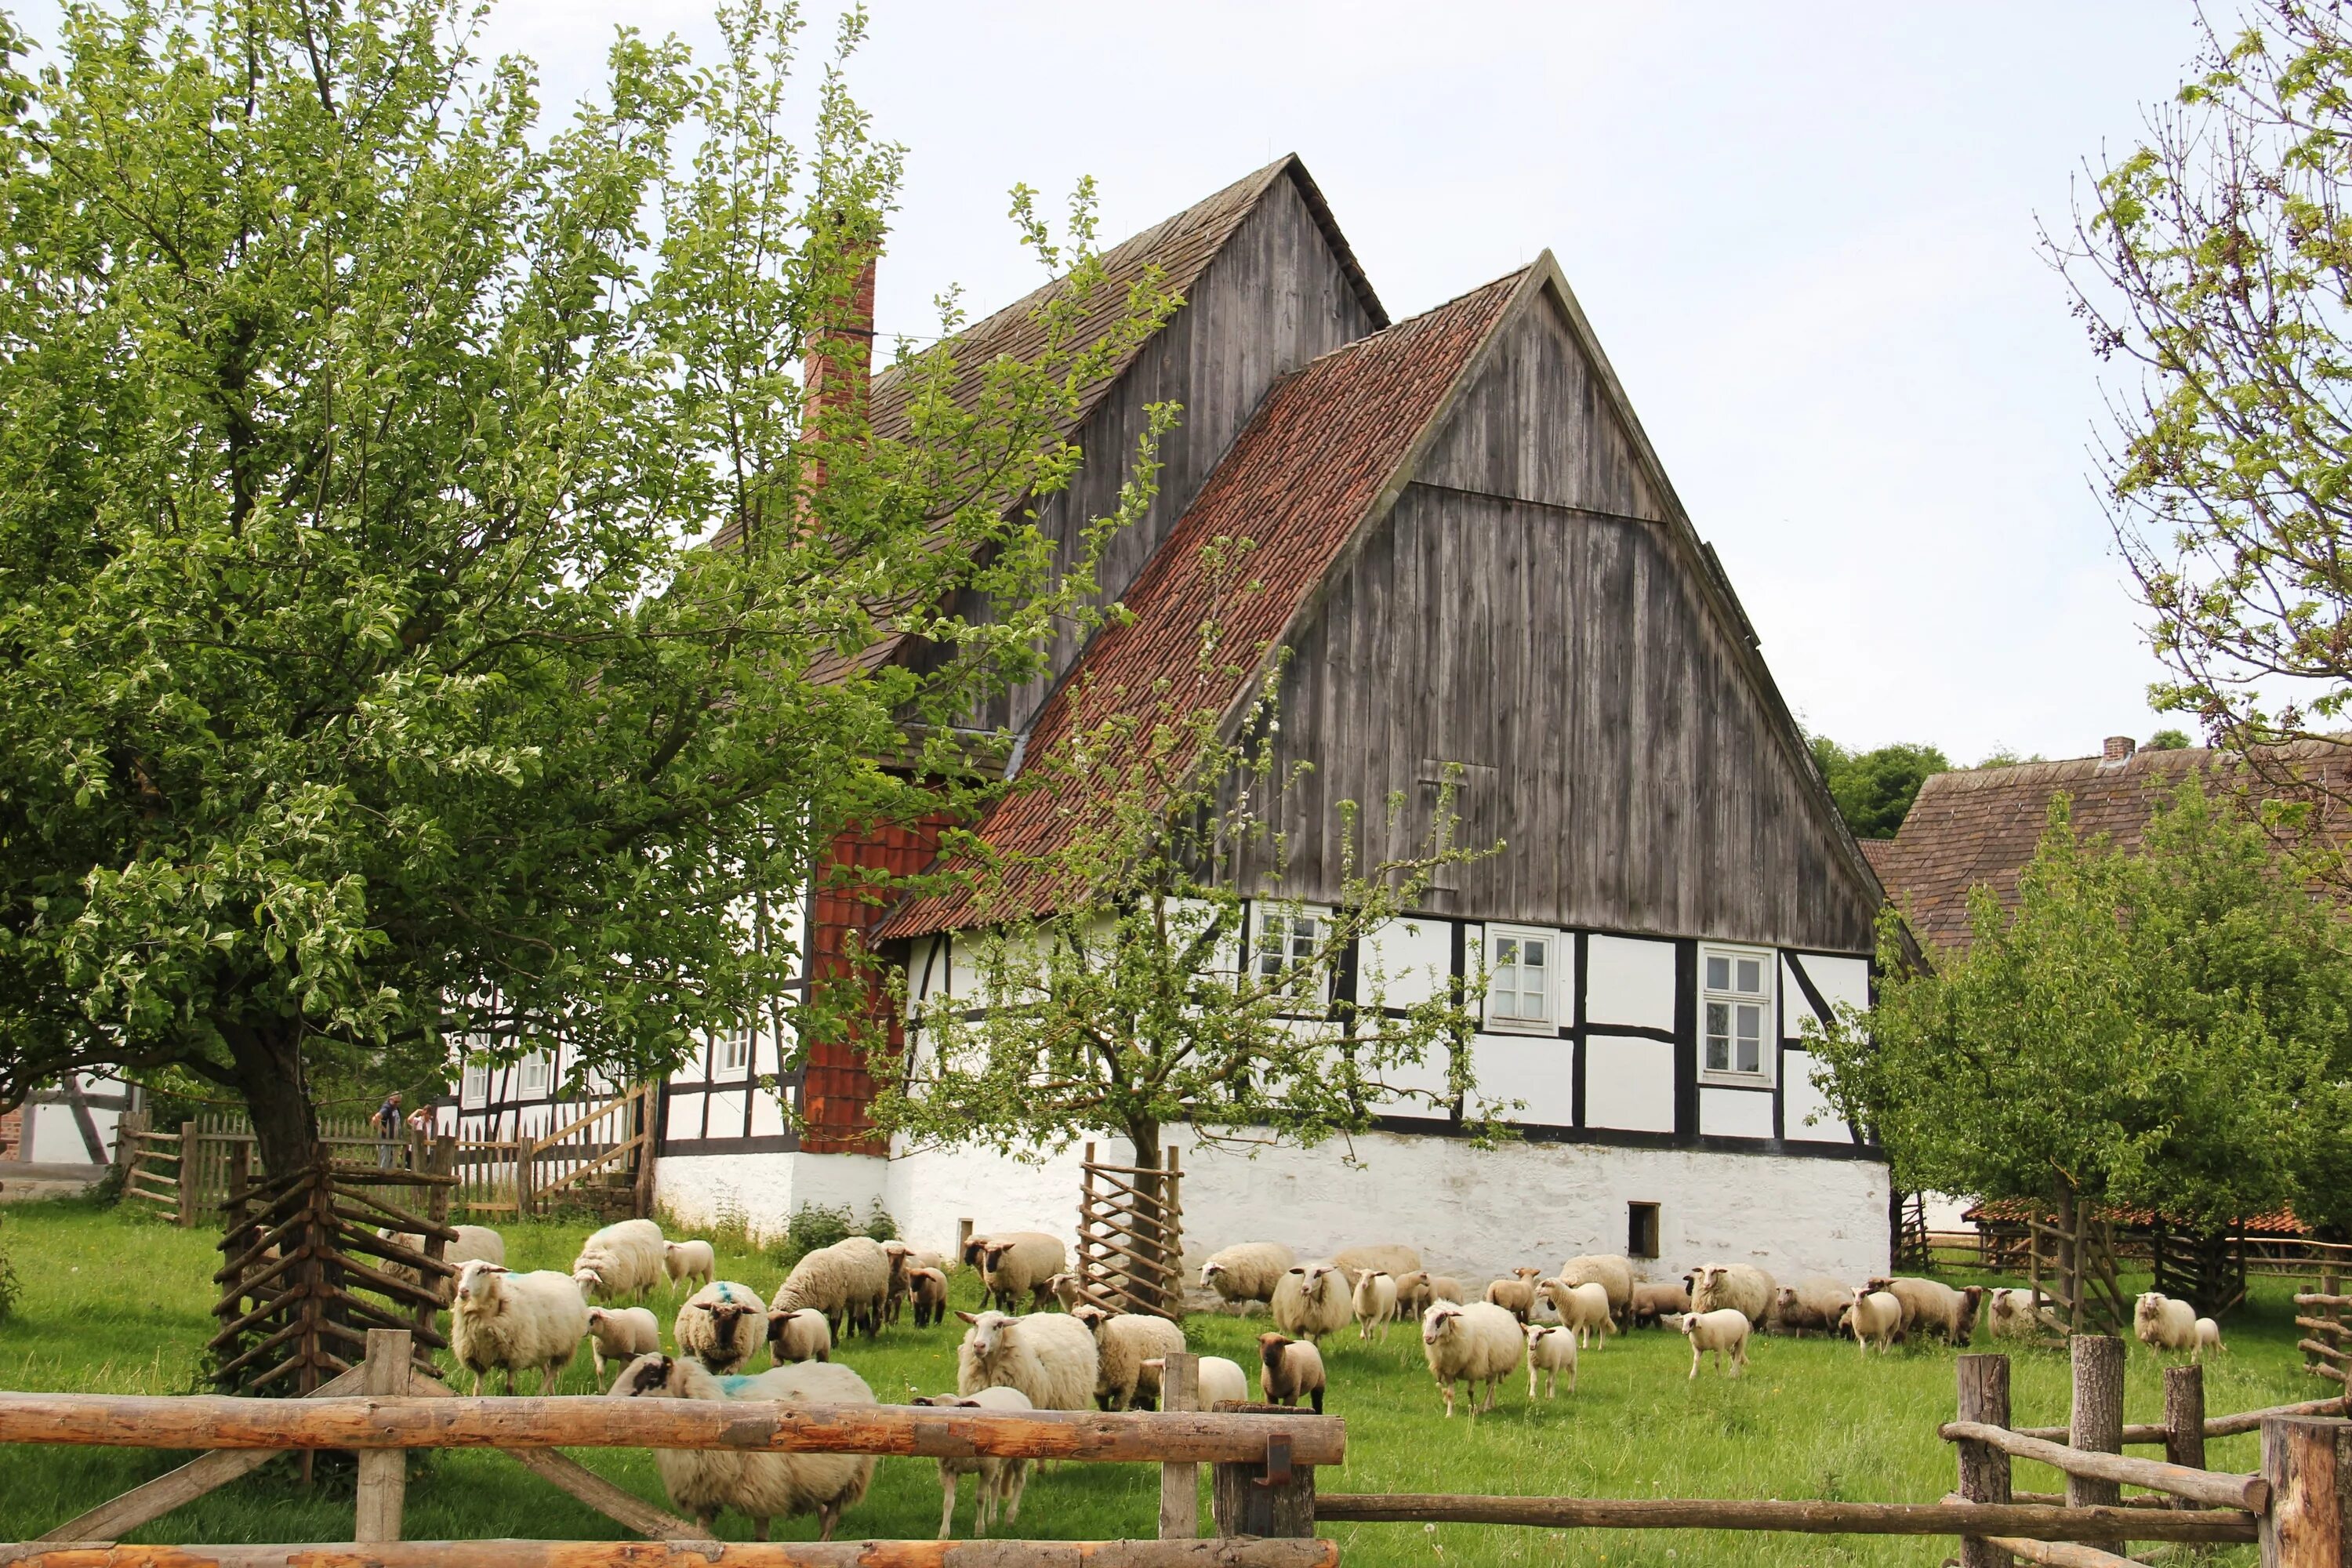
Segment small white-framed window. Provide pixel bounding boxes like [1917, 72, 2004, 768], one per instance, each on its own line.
[460, 1061, 490, 1106]
[1700, 946, 1773, 1083]
[518, 1050, 552, 1094]
[1253, 906, 1327, 1004]
[717, 1027, 753, 1075]
[1482, 924, 1557, 1034]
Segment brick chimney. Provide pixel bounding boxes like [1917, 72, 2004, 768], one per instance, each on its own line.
[800, 234, 877, 504]
[2101, 735, 2136, 765]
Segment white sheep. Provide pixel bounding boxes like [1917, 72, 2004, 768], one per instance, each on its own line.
[1555, 1254, 1635, 1323]
[1257, 1332, 1327, 1414]
[584, 1305, 660, 1383]
[1138, 1354, 1251, 1410]
[1353, 1271, 1399, 1340]
[1525, 1323, 1578, 1398]
[664, 1240, 716, 1291]
[2196, 1316, 2223, 1361]
[1421, 1301, 1523, 1417]
[767, 1305, 833, 1364]
[1200, 1242, 1296, 1308]
[913, 1387, 1033, 1539]
[674, 1280, 768, 1374]
[1271, 1262, 1352, 1343]
[976, 1233, 1068, 1314]
[451, 1260, 589, 1395]
[1773, 1277, 1855, 1338]
[1391, 1270, 1435, 1319]
[1689, 1263, 1777, 1327]
[572, 1218, 668, 1304]
[956, 1309, 1099, 1412]
[1071, 1305, 1188, 1410]
[1333, 1243, 1422, 1280]
[1426, 1276, 1467, 1307]
[608, 1352, 875, 1541]
[2135, 1292, 2200, 1354]
[1483, 1266, 1545, 1324]
[1537, 1278, 1613, 1348]
[1676, 1307, 1752, 1377]
[378, 1224, 506, 1302]
[1849, 1288, 1900, 1354]
[908, 1267, 949, 1329]
[1630, 1281, 1691, 1327]
[771, 1237, 889, 1339]
[1046, 1272, 1085, 1311]
[1987, 1287, 2064, 1341]
[1869, 1276, 1984, 1345]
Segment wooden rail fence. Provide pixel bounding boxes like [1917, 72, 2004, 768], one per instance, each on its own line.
[1076, 1142, 1185, 1319]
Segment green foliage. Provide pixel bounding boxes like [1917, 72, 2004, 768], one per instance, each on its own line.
[2147, 728, 2195, 751]
[0, 1221, 17, 1324]
[1975, 748, 2047, 771]
[1808, 777, 2352, 1231]
[1806, 737, 1950, 840]
[0, 0, 1175, 1169]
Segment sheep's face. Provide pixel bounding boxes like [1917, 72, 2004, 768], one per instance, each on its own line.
[962, 1236, 991, 1269]
[983, 1244, 1013, 1274]
[1515, 1266, 1544, 1282]
[957, 1309, 1015, 1357]
[2134, 1294, 2166, 1330]
[1524, 1324, 1553, 1349]
[455, 1259, 508, 1305]
[1304, 1264, 1340, 1295]
[1200, 1262, 1225, 1287]
[572, 1265, 605, 1295]
[1423, 1304, 1464, 1345]
[1071, 1304, 1109, 1335]
[610, 1352, 675, 1398]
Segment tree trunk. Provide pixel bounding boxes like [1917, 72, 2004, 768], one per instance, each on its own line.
[1127, 1120, 1172, 1316]
[223, 1020, 322, 1177]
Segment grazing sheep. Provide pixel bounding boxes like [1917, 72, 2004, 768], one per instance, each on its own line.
[1537, 1279, 1613, 1348]
[1333, 1244, 1422, 1281]
[1421, 1301, 1524, 1417]
[2196, 1317, 2223, 1361]
[1690, 1263, 1777, 1327]
[1272, 1262, 1353, 1344]
[2135, 1292, 2200, 1354]
[767, 1306, 833, 1364]
[1869, 1277, 1984, 1345]
[1988, 1287, 2065, 1341]
[572, 1218, 668, 1304]
[451, 1260, 590, 1395]
[1526, 1323, 1578, 1398]
[1200, 1242, 1296, 1309]
[675, 1281, 768, 1374]
[1676, 1308, 1752, 1377]
[1046, 1272, 1085, 1310]
[771, 1238, 890, 1340]
[1257, 1332, 1327, 1414]
[1353, 1271, 1399, 1340]
[913, 1388, 1033, 1539]
[379, 1224, 506, 1302]
[609, 1352, 875, 1541]
[908, 1267, 949, 1329]
[1137, 1354, 1251, 1410]
[973, 1233, 1068, 1314]
[1849, 1289, 1901, 1354]
[1773, 1277, 1856, 1338]
[1555, 1254, 1635, 1323]
[664, 1240, 716, 1292]
[1628, 1281, 1691, 1327]
[584, 1305, 660, 1382]
[956, 1309, 1099, 1411]
[880, 1242, 916, 1325]
[1483, 1267, 1545, 1324]
[1071, 1304, 1188, 1410]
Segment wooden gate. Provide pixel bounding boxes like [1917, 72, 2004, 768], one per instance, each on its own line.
[1076, 1142, 1184, 1319]
[2024, 1187, 2129, 1335]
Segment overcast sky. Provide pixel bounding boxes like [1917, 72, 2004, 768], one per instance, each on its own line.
[20, 2, 2215, 764]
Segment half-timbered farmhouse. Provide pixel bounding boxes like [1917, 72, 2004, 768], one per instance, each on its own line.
[458, 156, 1893, 1283]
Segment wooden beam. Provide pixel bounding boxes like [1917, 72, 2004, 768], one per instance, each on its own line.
[1938, 1423, 2268, 1514]
[1310, 1496, 2253, 1541]
[0, 1541, 1342, 1568]
[1976, 1537, 2133, 1568]
[0, 1394, 1345, 1465]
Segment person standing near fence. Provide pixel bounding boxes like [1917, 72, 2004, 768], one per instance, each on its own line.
[373, 1092, 403, 1169]
[404, 1102, 431, 1169]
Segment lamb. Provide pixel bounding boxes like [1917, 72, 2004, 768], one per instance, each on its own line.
[1257, 1332, 1327, 1414]
[583, 1305, 660, 1382]
[572, 1218, 668, 1304]
[1537, 1279, 1613, 1348]
[2196, 1317, 2223, 1361]
[767, 1305, 833, 1364]
[956, 1309, 1100, 1412]
[1271, 1262, 1353, 1343]
[771, 1237, 890, 1339]
[1353, 1270, 1399, 1340]
[975, 1233, 1068, 1314]
[1988, 1287, 2066, 1341]
[450, 1260, 590, 1395]
[1849, 1288, 1901, 1354]
[880, 1241, 916, 1325]
[908, 1267, 949, 1329]
[1628, 1281, 1691, 1327]
[1526, 1323, 1578, 1398]
[1333, 1243, 1422, 1281]
[664, 1240, 716, 1292]
[1483, 1266, 1545, 1324]
[1392, 1271, 1436, 1319]
[913, 1388, 1033, 1539]
[1046, 1272, 1085, 1310]
[1676, 1307, 1752, 1377]
[1555, 1254, 1635, 1323]
[1200, 1242, 1295, 1308]
[1690, 1263, 1777, 1327]
[1870, 1276, 1984, 1345]
[1774, 1277, 1858, 1338]
[1195, 1355, 1254, 1410]
[2135, 1292, 2200, 1354]
[610, 1352, 875, 1541]
[1070, 1304, 1187, 1410]
[1421, 1301, 1524, 1417]
[674, 1281, 768, 1374]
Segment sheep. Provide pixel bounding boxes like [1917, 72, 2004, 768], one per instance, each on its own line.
[1333, 1244, 1422, 1281]
[880, 1243, 952, 1323]
[2135, 1292, 2200, 1354]
[1137, 1354, 1252, 1410]
[1353, 1270, 1399, 1340]
[908, 1267, 949, 1329]
[1421, 1301, 1524, 1417]
[767, 1305, 833, 1364]
[1046, 1272, 1085, 1311]
[976, 1233, 1069, 1314]
[572, 1218, 668, 1304]
[1392, 1270, 1435, 1319]
[771, 1237, 890, 1340]
[1426, 1276, 1467, 1306]
[1774, 1277, 1858, 1338]
[378, 1223, 506, 1302]
[1200, 1242, 1295, 1309]
[1870, 1276, 1984, 1345]
[664, 1240, 716, 1292]
[675, 1280, 768, 1374]
[1526, 1323, 1578, 1398]
[610, 1352, 875, 1541]
[1849, 1288, 1901, 1354]
[451, 1260, 589, 1395]
[1675, 1307, 1752, 1377]
[1070, 1303, 1188, 1410]
[1271, 1262, 1353, 1343]
[1483, 1266, 1545, 1324]
[912, 1388, 1033, 1539]
[1690, 1263, 1777, 1327]
[1988, 1287, 2066, 1341]
[1537, 1278, 1613, 1348]
[956, 1309, 1100, 1412]
[1628, 1281, 1691, 1327]
[1555, 1254, 1635, 1323]
[583, 1305, 660, 1383]
[1257, 1331, 1327, 1414]
[2196, 1317, 2223, 1361]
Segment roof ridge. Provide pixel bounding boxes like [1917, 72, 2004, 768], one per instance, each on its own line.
[1283, 265, 1533, 376]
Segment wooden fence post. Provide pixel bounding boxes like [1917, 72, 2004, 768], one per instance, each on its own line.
[176, 1120, 199, 1228]
[632, 1086, 659, 1220]
[957, 1218, 975, 1269]
[515, 1137, 535, 1219]
[2311, 1269, 2343, 1382]
[2069, 1335, 2125, 1555]
[1211, 1414, 1316, 1538]
[1956, 1352, 2013, 1568]
[2165, 1363, 2207, 1490]
[1160, 1352, 1201, 1541]
[355, 1328, 412, 1542]
[2261, 1415, 2352, 1568]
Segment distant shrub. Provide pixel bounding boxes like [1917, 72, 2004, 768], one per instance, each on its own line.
[0, 1221, 20, 1323]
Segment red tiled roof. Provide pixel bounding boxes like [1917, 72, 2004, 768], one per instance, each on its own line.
[1962, 1196, 2310, 1237]
[877, 270, 1530, 938]
[1858, 837, 1903, 880]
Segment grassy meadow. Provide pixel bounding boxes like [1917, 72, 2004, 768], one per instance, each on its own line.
[0, 1196, 2324, 1566]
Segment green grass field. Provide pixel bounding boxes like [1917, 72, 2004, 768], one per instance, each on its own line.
[0, 1197, 2322, 1566]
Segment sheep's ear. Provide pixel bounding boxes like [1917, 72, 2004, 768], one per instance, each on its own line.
[955, 1310, 978, 1325]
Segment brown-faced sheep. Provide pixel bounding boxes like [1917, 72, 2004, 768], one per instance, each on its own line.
[1257, 1331, 1327, 1414]
[674, 1280, 768, 1374]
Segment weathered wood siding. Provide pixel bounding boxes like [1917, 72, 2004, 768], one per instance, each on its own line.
[1247, 289, 1876, 953]
[957, 170, 1380, 734]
